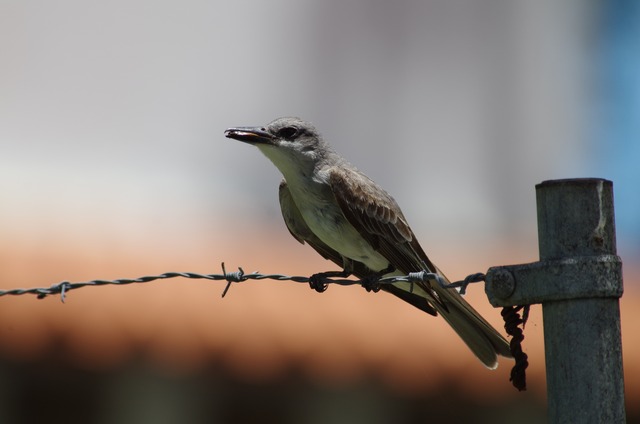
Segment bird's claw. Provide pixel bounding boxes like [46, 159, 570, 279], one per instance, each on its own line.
[308, 269, 351, 293]
[361, 275, 382, 293]
[361, 264, 394, 293]
[308, 274, 329, 293]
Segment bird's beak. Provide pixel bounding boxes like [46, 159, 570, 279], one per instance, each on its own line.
[224, 127, 274, 145]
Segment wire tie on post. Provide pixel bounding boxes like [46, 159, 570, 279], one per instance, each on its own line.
[501, 304, 530, 391]
[521, 303, 530, 329]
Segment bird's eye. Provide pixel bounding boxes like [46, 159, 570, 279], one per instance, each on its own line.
[276, 126, 299, 140]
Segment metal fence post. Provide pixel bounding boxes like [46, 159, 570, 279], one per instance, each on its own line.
[485, 178, 626, 423]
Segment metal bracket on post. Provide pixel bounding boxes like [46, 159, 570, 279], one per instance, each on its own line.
[484, 179, 626, 424]
[486, 255, 623, 305]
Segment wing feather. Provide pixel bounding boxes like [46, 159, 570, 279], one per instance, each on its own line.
[326, 167, 437, 275]
[326, 167, 446, 314]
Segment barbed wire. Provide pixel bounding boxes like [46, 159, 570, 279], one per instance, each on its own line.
[0, 262, 485, 303]
[0, 264, 530, 391]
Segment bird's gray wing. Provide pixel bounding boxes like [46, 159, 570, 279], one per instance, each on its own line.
[325, 166, 438, 277]
[325, 166, 444, 314]
[327, 167, 512, 367]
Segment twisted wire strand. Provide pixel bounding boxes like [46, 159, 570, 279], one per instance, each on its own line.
[0, 263, 483, 302]
[0, 266, 529, 391]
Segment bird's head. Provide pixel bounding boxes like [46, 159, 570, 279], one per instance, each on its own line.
[225, 117, 327, 177]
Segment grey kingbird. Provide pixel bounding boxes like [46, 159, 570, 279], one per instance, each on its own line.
[225, 117, 512, 368]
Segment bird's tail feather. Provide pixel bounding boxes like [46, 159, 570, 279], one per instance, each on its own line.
[387, 269, 512, 368]
[430, 269, 512, 369]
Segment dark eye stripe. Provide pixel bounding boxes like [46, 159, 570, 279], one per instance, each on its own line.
[276, 127, 298, 139]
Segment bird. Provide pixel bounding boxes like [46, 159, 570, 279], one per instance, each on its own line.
[224, 116, 512, 368]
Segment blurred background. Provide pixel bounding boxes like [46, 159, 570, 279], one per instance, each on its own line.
[1, 0, 639, 422]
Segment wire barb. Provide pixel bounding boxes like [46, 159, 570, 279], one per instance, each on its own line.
[220, 262, 247, 298]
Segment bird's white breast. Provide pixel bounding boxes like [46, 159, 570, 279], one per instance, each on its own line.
[257, 143, 389, 271]
[286, 173, 389, 271]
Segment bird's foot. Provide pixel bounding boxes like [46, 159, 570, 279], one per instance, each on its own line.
[361, 264, 395, 293]
[308, 270, 351, 293]
[308, 274, 328, 293]
[361, 275, 382, 293]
